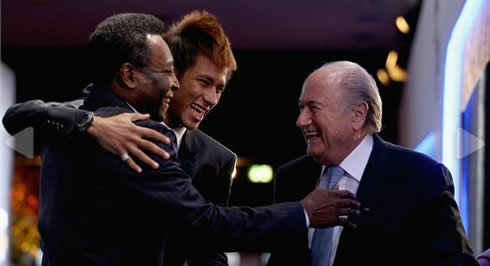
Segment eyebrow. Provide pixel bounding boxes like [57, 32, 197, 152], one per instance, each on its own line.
[299, 100, 319, 105]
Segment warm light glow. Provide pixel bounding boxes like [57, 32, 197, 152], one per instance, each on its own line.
[387, 65, 408, 82]
[231, 167, 237, 179]
[248, 164, 274, 183]
[236, 157, 251, 167]
[395, 16, 410, 34]
[385, 50, 398, 69]
[376, 68, 390, 86]
[385, 50, 407, 82]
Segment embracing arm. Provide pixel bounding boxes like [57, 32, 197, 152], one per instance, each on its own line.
[186, 154, 237, 266]
[2, 99, 170, 171]
[3, 99, 89, 137]
[115, 119, 359, 252]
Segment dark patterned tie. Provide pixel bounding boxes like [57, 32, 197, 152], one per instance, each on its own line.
[165, 128, 178, 157]
[311, 166, 344, 266]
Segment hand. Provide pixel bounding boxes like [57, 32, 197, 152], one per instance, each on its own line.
[87, 113, 171, 173]
[300, 188, 360, 229]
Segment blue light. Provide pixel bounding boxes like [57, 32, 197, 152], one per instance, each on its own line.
[414, 132, 436, 158]
[442, 0, 484, 234]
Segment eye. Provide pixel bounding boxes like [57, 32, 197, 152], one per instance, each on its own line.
[198, 79, 210, 86]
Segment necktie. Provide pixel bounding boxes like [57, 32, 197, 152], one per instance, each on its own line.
[167, 129, 178, 156]
[311, 166, 344, 266]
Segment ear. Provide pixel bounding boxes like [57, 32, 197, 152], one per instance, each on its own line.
[119, 63, 138, 89]
[352, 102, 368, 131]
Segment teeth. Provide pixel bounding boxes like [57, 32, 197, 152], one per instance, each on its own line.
[191, 104, 205, 114]
[304, 130, 319, 138]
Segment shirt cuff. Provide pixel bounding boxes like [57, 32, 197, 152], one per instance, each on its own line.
[304, 208, 310, 227]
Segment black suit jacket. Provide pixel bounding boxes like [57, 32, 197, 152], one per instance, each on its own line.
[165, 129, 236, 266]
[268, 135, 478, 266]
[30, 87, 307, 266]
[3, 90, 236, 266]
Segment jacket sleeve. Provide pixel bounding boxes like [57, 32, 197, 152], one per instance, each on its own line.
[186, 153, 237, 266]
[97, 119, 307, 252]
[422, 164, 479, 266]
[2, 99, 91, 138]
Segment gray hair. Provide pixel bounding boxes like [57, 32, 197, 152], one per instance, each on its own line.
[322, 61, 383, 134]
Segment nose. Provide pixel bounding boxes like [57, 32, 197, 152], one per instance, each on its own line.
[203, 87, 218, 106]
[296, 109, 311, 128]
[170, 72, 180, 91]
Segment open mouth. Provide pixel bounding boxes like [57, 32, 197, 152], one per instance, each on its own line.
[190, 103, 207, 120]
[304, 129, 320, 142]
[159, 90, 173, 115]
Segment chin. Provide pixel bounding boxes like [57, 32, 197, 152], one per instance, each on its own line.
[183, 120, 199, 130]
[307, 147, 323, 159]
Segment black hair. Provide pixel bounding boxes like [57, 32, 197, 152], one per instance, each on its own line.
[88, 13, 165, 86]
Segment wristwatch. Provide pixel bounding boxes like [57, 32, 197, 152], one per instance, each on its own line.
[77, 111, 94, 134]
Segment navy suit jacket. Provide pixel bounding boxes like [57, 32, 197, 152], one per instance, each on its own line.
[268, 135, 477, 266]
[37, 87, 306, 266]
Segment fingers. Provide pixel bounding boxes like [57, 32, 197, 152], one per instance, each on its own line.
[334, 189, 356, 199]
[125, 155, 142, 173]
[128, 112, 150, 121]
[337, 217, 357, 229]
[337, 199, 361, 209]
[337, 206, 360, 216]
[128, 145, 160, 169]
[137, 139, 170, 160]
[138, 126, 170, 145]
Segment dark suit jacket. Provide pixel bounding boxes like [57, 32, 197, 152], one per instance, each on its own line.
[3, 90, 236, 266]
[268, 135, 478, 266]
[30, 86, 307, 266]
[165, 129, 236, 266]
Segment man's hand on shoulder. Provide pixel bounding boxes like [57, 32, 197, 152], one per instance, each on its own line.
[87, 112, 171, 173]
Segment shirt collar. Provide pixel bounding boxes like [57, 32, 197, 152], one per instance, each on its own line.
[338, 134, 374, 182]
[172, 126, 187, 148]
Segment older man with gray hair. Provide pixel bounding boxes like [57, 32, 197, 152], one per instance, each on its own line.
[268, 61, 477, 266]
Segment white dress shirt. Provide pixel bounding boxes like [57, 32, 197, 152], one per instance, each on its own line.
[308, 134, 374, 266]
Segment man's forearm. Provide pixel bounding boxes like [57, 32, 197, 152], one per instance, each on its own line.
[2, 99, 92, 137]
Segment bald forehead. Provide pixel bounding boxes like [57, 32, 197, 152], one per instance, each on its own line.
[304, 66, 340, 92]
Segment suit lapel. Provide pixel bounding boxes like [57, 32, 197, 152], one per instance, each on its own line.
[178, 130, 199, 178]
[355, 135, 386, 206]
[334, 135, 388, 266]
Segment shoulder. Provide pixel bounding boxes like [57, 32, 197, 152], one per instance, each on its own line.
[377, 137, 453, 194]
[380, 138, 443, 172]
[186, 129, 236, 159]
[277, 155, 316, 172]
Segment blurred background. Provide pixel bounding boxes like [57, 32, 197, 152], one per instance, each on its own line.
[1, 0, 489, 265]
